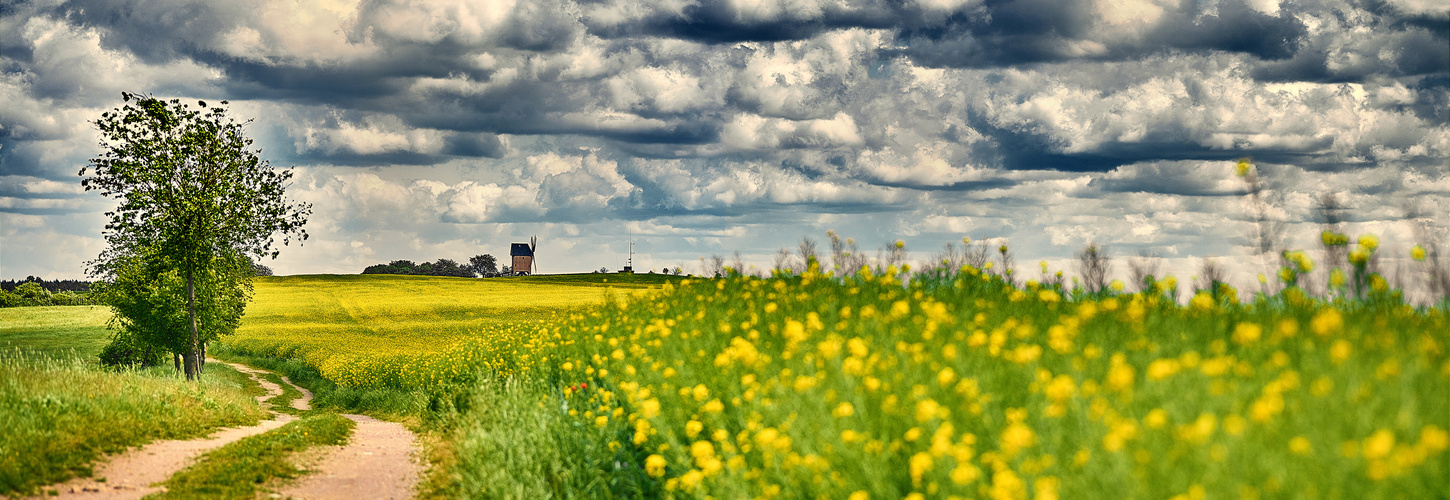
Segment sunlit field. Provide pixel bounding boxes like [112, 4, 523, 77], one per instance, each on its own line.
[0, 305, 114, 360]
[225, 273, 681, 389]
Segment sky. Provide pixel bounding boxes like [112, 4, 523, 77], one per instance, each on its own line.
[2, 0, 1447, 286]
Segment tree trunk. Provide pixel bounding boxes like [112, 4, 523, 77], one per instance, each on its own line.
[200, 341, 206, 371]
[185, 265, 199, 382]
[174, 352, 181, 375]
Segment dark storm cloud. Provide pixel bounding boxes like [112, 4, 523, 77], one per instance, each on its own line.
[896, 0, 1308, 67]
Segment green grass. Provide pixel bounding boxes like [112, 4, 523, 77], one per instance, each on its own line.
[0, 305, 114, 360]
[0, 354, 267, 496]
[152, 413, 355, 499]
[439, 378, 655, 499]
[260, 372, 308, 416]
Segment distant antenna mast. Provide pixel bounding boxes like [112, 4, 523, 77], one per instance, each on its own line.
[623, 229, 635, 273]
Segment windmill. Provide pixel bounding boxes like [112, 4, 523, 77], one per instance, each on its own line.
[509, 236, 538, 276]
[530, 235, 538, 274]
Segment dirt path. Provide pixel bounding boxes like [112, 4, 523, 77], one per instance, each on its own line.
[25, 360, 422, 500]
[276, 414, 422, 500]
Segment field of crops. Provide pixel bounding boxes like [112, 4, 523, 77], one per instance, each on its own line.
[226, 267, 1448, 498]
[225, 273, 680, 389]
[533, 268, 1448, 498]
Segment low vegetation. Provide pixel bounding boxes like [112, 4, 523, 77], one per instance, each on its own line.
[0, 353, 266, 496]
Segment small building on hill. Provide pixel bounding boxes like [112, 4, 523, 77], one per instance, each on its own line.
[511, 243, 534, 276]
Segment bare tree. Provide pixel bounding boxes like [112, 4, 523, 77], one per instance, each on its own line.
[1076, 243, 1112, 294]
[1127, 251, 1161, 293]
[964, 240, 991, 269]
[996, 242, 1016, 287]
[730, 251, 746, 276]
[798, 237, 819, 271]
[1238, 159, 1287, 258]
[701, 255, 726, 278]
[773, 248, 795, 274]
[1196, 258, 1228, 296]
[882, 240, 908, 271]
[932, 242, 962, 273]
[1406, 204, 1450, 304]
[826, 230, 869, 275]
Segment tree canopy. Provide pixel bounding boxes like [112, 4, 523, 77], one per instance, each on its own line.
[82, 93, 310, 379]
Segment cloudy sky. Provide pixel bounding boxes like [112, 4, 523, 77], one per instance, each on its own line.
[2, 0, 1447, 284]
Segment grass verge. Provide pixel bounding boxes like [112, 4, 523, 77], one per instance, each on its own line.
[0, 354, 266, 496]
[259, 372, 307, 416]
[434, 378, 653, 498]
[153, 413, 355, 499]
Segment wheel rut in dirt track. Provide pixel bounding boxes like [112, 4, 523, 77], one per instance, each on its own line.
[23, 359, 422, 500]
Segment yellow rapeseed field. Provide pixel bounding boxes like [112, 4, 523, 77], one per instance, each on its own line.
[227, 274, 673, 389]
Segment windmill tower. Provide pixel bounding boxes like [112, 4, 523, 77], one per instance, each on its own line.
[510, 237, 537, 276]
[530, 235, 538, 274]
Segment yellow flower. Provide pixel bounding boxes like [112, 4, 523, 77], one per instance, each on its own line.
[908, 452, 933, 485]
[703, 399, 724, 413]
[686, 420, 703, 438]
[1235, 159, 1251, 177]
[1232, 322, 1263, 345]
[990, 469, 1026, 500]
[1349, 249, 1370, 267]
[640, 398, 660, 418]
[1034, 476, 1060, 500]
[1358, 234, 1379, 252]
[1147, 359, 1181, 381]
[1330, 340, 1352, 363]
[1044, 375, 1076, 401]
[1368, 274, 1388, 293]
[915, 399, 945, 422]
[1330, 268, 1347, 289]
[645, 454, 667, 477]
[849, 492, 869, 500]
[595, 415, 609, 427]
[1189, 292, 1215, 312]
[1145, 409, 1169, 429]
[1310, 309, 1343, 337]
[1363, 429, 1395, 460]
[691, 384, 709, 402]
[834, 402, 856, 418]
[950, 463, 982, 484]
[1000, 422, 1036, 456]
[1289, 436, 1312, 455]
[1411, 245, 1426, 261]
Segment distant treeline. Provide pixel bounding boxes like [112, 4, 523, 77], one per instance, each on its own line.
[0, 279, 98, 307]
[362, 254, 502, 277]
[1, 277, 92, 293]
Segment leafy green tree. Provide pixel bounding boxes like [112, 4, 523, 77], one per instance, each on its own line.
[81, 93, 310, 380]
[469, 254, 498, 277]
[93, 246, 252, 369]
[12, 282, 51, 306]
